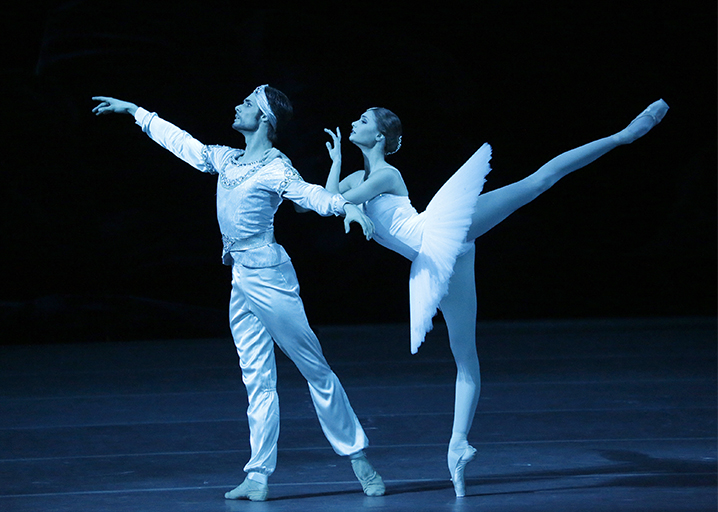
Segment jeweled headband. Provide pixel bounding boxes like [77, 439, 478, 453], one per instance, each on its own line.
[254, 85, 278, 130]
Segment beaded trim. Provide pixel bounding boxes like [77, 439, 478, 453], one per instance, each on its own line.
[219, 162, 263, 189]
[278, 166, 301, 194]
[218, 151, 266, 189]
[201, 145, 221, 175]
[204, 145, 301, 191]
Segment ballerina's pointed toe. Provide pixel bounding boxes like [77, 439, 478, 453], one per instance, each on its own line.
[618, 99, 670, 144]
[450, 445, 477, 498]
[630, 98, 670, 126]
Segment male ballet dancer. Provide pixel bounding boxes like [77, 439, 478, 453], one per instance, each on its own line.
[92, 85, 385, 502]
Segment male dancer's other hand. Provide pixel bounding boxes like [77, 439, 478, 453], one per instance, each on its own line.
[92, 96, 138, 116]
[343, 204, 374, 240]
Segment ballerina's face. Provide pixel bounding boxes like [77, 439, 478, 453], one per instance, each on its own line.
[349, 110, 383, 149]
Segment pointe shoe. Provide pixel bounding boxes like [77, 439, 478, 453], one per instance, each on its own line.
[449, 444, 477, 498]
[224, 476, 268, 502]
[351, 455, 386, 496]
[620, 99, 670, 144]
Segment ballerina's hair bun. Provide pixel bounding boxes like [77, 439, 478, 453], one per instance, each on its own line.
[370, 107, 402, 155]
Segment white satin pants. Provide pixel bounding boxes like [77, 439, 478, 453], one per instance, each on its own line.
[228, 259, 368, 477]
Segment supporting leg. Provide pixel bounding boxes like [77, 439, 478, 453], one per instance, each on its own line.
[224, 265, 279, 501]
[439, 246, 480, 497]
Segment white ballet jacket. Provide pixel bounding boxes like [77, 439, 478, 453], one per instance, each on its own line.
[134, 108, 369, 477]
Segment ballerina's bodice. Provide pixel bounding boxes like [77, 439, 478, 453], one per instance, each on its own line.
[364, 194, 425, 262]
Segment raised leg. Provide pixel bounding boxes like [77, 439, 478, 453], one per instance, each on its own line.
[467, 134, 619, 241]
[467, 99, 669, 242]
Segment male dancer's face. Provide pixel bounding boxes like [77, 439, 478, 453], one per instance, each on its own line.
[232, 93, 262, 133]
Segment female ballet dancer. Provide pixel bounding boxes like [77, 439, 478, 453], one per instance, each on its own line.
[323, 99, 669, 497]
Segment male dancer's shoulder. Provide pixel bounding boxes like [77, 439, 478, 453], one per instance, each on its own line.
[202, 144, 242, 175]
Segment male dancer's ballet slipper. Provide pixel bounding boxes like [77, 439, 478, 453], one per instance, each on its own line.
[351, 454, 386, 496]
[448, 444, 477, 498]
[620, 98, 670, 143]
[224, 476, 268, 502]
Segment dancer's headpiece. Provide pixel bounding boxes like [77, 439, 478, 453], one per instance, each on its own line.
[254, 85, 277, 130]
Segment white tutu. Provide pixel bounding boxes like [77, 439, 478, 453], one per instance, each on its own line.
[408, 143, 492, 353]
[363, 144, 492, 353]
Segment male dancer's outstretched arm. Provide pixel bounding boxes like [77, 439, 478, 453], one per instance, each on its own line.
[92, 96, 373, 238]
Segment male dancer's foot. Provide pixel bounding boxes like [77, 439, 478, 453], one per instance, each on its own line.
[224, 474, 268, 502]
[448, 437, 477, 498]
[350, 451, 386, 496]
[614, 99, 669, 145]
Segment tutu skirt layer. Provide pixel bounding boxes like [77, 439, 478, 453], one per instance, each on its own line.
[409, 143, 492, 353]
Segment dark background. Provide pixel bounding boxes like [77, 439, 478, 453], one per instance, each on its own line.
[2, 1, 716, 343]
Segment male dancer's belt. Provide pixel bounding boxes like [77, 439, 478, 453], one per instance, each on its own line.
[222, 231, 276, 253]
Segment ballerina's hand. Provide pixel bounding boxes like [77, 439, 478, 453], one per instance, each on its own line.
[324, 127, 342, 163]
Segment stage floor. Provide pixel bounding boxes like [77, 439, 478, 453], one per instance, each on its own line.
[1, 317, 716, 511]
